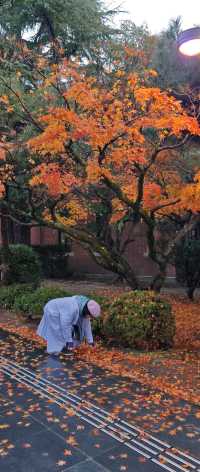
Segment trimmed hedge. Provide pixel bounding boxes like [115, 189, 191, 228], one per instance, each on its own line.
[0, 284, 33, 310]
[13, 287, 71, 319]
[0, 244, 41, 286]
[0, 285, 174, 351]
[0, 285, 108, 322]
[103, 291, 175, 350]
[14, 289, 108, 321]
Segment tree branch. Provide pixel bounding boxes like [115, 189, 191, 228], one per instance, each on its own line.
[0, 76, 43, 132]
[151, 199, 180, 214]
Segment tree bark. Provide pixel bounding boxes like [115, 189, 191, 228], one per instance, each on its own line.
[0, 206, 11, 283]
[151, 265, 167, 292]
[187, 286, 195, 301]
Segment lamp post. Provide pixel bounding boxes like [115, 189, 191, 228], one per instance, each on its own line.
[177, 27, 200, 56]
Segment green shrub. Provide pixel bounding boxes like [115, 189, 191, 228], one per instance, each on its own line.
[0, 284, 33, 310]
[103, 291, 175, 350]
[89, 294, 110, 337]
[14, 288, 108, 321]
[13, 287, 72, 319]
[33, 245, 72, 279]
[0, 245, 41, 286]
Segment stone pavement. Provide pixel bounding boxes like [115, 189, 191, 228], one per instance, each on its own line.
[0, 328, 200, 472]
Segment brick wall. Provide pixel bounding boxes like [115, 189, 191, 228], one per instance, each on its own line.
[0, 220, 175, 278]
[67, 222, 175, 278]
[31, 227, 59, 245]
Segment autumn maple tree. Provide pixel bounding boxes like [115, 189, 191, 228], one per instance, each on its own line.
[0, 50, 200, 290]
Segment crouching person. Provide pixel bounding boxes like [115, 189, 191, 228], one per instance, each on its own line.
[37, 295, 101, 355]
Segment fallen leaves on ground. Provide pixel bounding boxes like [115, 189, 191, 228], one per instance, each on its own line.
[0, 294, 199, 405]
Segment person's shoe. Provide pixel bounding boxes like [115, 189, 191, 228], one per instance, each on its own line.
[61, 346, 73, 355]
[61, 346, 69, 353]
[46, 351, 60, 356]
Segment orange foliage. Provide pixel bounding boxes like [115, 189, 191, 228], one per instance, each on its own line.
[26, 61, 200, 228]
[30, 163, 77, 197]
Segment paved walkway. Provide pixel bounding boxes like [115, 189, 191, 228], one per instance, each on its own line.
[0, 328, 200, 472]
[43, 278, 200, 296]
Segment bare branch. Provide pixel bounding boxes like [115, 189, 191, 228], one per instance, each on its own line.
[98, 132, 126, 165]
[0, 212, 41, 227]
[0, 76, 43, 132]
[151, 199, 180, 214]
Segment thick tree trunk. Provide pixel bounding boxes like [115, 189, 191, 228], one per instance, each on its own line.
[121, 264, 139, 289]
[0, 207, 11, 283]
[187, 286, 195, 301]
[186, 272, 200, 300]
[90, 247, 139, 290]
[150, 265, 167, 292]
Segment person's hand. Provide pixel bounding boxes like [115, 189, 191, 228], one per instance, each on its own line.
[66, 342, 74, 351]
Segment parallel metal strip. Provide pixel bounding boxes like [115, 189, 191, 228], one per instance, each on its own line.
[0, 361, 198, 469]
[0, 365, 152, 459]
[0, 366, 105, 429]
[0, 356, 113, 419]
[0, 358, 164, 444]
[0, 356, 108, 411]
[152, 458, 183, 472]
[1, 359, 199, 472]
[165, 451, 196, 469]
[120, 419, 171, 448]
[0, 365, 158, 454]
[0, 356, 169, 447]
[0, 361, 164, 453]
[0, 363, 113, 426]
[158, 455, 196, 472]
[169, 450, 200, 467]
[0, 364, 198, 471]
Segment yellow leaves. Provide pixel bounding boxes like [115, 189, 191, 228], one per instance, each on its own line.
[23, 59, 200, 227]
[86, 160, 101, 183]
[148, 69, 158, 77]
[30, 163, 77, 197]
[55, 197, 88, 228]
[66, 408, 75, 417]
[128, 127, 145, 145]
[115, 70, 125, 77]
[179, 175, 200, 212]
[67, 198, 88, 223]
[66, 435, 78, 447]
[0, 95, 9, 105]
[40, 108, 77, 125]
[28, 123, 68, 155]
[127, 73, 139, 89]
[134, 87, 161, 105]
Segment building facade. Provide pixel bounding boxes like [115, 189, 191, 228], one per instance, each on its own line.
[0, 219, 175, 281]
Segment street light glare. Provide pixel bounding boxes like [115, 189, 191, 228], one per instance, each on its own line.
[179, 38, 200, 56]
[177, 27, 200, 57]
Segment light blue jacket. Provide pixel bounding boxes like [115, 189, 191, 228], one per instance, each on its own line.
[37, 295, 93, 354]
